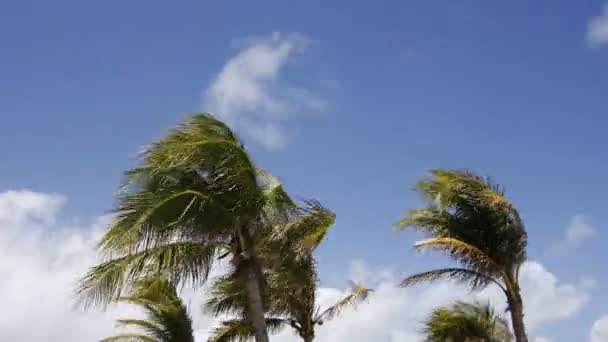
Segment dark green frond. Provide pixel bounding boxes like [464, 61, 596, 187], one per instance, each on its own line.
[400, 268, 504, 292]
[423, 301, 512, 342]
[77, 241, 219, 308]
[209, 318, 288, 342]
[101, 277, 194, 342]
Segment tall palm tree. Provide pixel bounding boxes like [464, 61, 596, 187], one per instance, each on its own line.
[206, 202, 372, 342]
[423, 301, 512, 342]
[397, 169, 529, 342]
[101, 277, 194, 342]
[78, 113, 304, 342]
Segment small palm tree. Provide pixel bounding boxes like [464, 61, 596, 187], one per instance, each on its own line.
[206, 202, 372, 342]
[423, 301, 512, 342]
[78, 114, 305, 342]
[397, 169, 529, 342]
[101, 277, 194, 342]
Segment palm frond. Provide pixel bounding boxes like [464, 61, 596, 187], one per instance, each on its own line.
[423, 301, 512, 342]
[100, 277, 194, 342]
[317, 281, 373, 322]
[77, 241, 219, 308]
[414, 237, 501, 275]
[400, 268, 505, 292]
[100, 333, 160, 342]
[209, 318, 287, 342]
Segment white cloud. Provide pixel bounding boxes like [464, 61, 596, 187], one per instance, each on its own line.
[592, 316, 608, 342]
[0, 190, 218, 341]
[549, 215, 597, 255]
[203, 32, 328, 149]
[588, 4, 608, 46]
[534, 337, 551, 342]
[0, 190, 594, 341]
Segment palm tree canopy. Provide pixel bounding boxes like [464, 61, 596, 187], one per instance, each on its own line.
[423, 301, 512, 342]
[101, 277, 194, 342]
[206, 201, 370, 342]
[397, 169, 527, 289]
[77, 113, 296, 307]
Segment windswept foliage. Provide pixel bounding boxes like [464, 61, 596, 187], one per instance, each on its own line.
[423, 301, 512, 342]
[101, 277, 194, 342]
[398, 169, 529, 342]
[206, 202, 371, 342]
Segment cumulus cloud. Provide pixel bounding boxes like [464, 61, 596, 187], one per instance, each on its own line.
[0, 190, 217, 341]
[588, 4, 608, 46]
[203, 32, 328, 149]
[0, 190, 594, 341]
[549, 215, 597, 256]
[592, 316, 608, 342]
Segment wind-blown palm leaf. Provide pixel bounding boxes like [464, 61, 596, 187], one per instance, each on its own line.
[423, 301, 512, 342]
[100, 333, 160, 342]
[101, 277, 194, 342]
[209, 318, 288, 342]
[414, 237, 502, 276]
[316, 281, 373, 322]
[78, 241, 220, 308]
[400, 267, 505, 291]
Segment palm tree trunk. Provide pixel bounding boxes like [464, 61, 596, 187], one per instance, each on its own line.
[236, 227, 270, 342]
[506, 286, 528, 342]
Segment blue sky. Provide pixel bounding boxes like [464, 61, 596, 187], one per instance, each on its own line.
[1, 1, 607, 341]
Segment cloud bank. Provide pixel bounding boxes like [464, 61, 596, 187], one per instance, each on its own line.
[0, 190, 595, 341]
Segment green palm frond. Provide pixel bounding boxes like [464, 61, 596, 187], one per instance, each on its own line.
[78, 241, 220, 308]
[414, 237, 502, 276]
[316, 281, 373, 322]
[423, 301, 512, 342]
[100, 333, 160, 342]
[209, 318, 288, 342]
[101, 277, 194, 342]
[400, 268, 505, 292]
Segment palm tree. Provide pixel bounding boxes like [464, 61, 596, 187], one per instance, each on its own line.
[397, 169, 529, 342]
[78, 113, 306, 342]
[206, 202, 372, 342]
[101, 276, 194, 342]
[423, 301, 512, 342]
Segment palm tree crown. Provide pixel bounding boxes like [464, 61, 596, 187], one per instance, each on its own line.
[78, 113, 302, 342]
[423, 301, 512, 342]
[397, 169, 529, 342]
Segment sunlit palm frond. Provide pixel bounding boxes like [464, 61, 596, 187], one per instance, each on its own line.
[317, 281, 373, 322]
[414, 237, 502, 276]
[269, 201, 335, 252]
